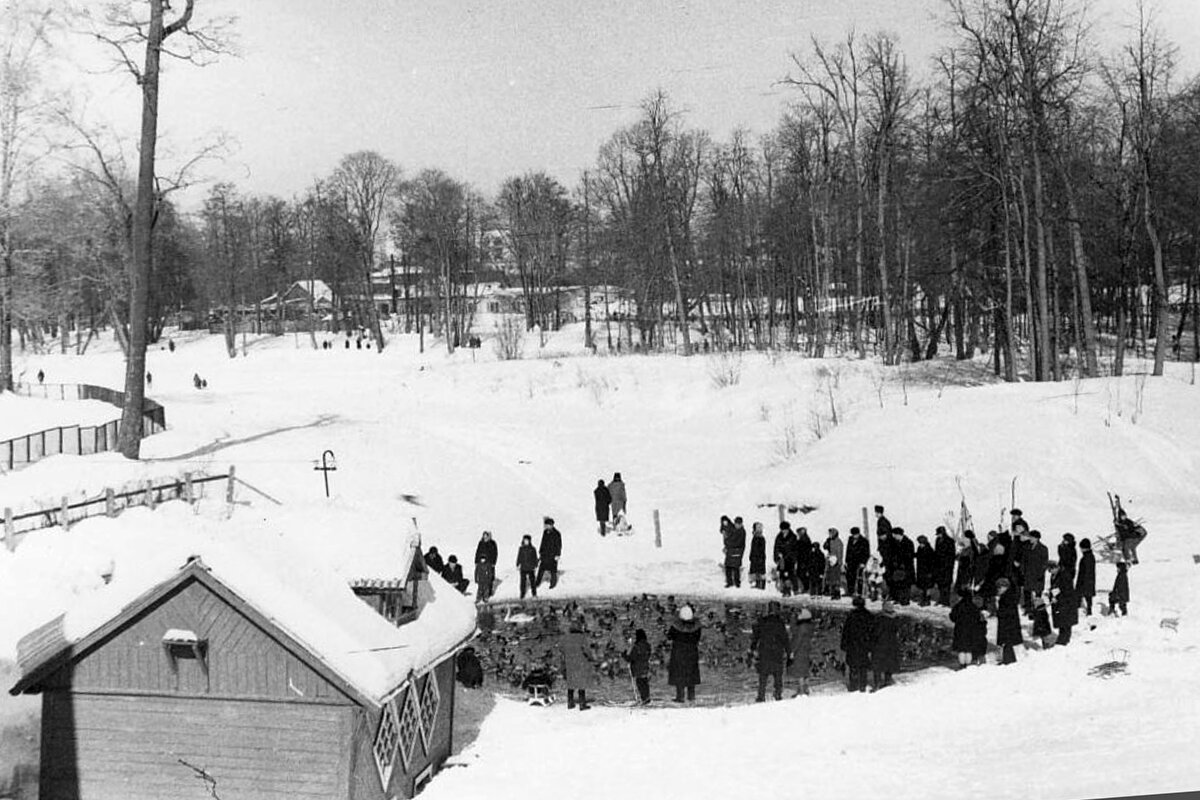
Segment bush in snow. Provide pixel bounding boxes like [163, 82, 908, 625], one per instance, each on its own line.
[494, 318, 525, 361]
[707, 351, 743, 389]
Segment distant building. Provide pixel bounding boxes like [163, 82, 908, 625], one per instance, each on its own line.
[11, 537, 477, 800]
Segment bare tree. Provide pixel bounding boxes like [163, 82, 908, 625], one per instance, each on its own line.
[88, 0, 231, 457]
[331, 150, 398, 352]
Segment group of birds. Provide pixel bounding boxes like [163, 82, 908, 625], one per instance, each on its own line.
[471, 595, 956, 699]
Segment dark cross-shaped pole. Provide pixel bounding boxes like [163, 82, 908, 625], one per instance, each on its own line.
[315, 449, 337, 498]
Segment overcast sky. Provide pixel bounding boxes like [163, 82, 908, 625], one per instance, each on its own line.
[60, 0, 1200, 210]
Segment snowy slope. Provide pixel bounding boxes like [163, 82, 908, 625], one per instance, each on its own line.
[2, 327, 1199, 800]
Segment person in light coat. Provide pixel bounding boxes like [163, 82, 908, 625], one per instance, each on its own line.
[788, 607, 815, 696]
[608, 472, 627, 517]
[559, 623, 596, 710]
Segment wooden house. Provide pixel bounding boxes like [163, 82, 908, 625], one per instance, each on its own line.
[9, 537, 478, 800]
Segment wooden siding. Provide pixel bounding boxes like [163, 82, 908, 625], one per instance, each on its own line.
[39, 691, 353, 800]
[44, 578, 352, 704]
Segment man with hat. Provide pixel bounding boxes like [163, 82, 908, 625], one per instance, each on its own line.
[749, 600, 791, 701]
[871, 601, 900, 689]
[840, 595, 875, 692]
[884, 527, 915, 604]
[874, 504, 893, 563]
[535, 516, 562, 590]
[1021, 530, 1049, 614]
[933, 526, 957, 605]
[1010, 508, 1030, 537]
[845, 526, 870, 598]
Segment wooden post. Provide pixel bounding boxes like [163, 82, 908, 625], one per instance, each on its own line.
[145, 481, 156, 510]
[862, 506, 870, 541]
[226, 466, 237, 506]
[653, 509, 662, 548]
[61, 497, 70, 529]
[105, 488, 116, 517]
[778, 504, 786, 525]
[184, 472, 194, 503]
[3, 508, 13, 551]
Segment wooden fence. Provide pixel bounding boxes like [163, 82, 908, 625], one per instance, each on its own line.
[1, 383, 166, 472]
[2, 468, 234, 552]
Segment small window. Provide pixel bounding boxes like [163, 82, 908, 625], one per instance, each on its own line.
[373, 701, 401, 790]
[417, 672, 440, 754]
[162, 629, 207, 664]
[397, 688, 421, 771]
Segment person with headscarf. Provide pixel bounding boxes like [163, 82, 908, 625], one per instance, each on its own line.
[667, 604, 702, 702]
[559, 622, 596, 710]
[608, 472, 627, 517]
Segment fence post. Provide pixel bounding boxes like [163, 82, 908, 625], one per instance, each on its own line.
[862, 506, 870, 542]
[106, 488, 116, 517]
[226, 465, 237, 507]
[653, 509, 662, 549]
[61, 497, 70, 529]
[145, 481, 156, 510]
[778, 504, 786, 525]
[3, 508, 13, 551]
[184, 472, 194, 504]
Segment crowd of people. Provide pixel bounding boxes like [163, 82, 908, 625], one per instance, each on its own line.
[425, 515, 564, 603]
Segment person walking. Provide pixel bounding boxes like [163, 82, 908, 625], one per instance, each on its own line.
[517, 535, 539, 599]
[995, 577, 1022, 664]
[1076, 538, 1096, 616]
[788, 607, 815, 696]
[623, 628, 652, 704]
[667, 605, 702, 702]
[871, 601, 901, 690]
[594, 479, 612, 536]
[535, 517, 562, 590]
[749, 600, 791, 702]
[559, 623, 595, 710]
[748, 522, 767, 590]
[474, 531, 498, 603]
[608, 472, 627, 517]
[840, 596, 875, 692]
[724, 516, 746, 588]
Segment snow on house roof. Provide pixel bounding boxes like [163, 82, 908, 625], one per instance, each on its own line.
[8, 505, 476, 705]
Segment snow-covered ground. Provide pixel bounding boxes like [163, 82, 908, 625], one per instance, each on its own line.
[0, 393, 121, 441]
[2, 327, 1199, 800]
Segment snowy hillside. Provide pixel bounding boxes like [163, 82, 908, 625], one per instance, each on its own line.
[2, 328, 1199, 800]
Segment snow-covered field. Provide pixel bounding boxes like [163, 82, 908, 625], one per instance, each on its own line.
[0, 393, 122, 441]
[2, 327, 1199, 800]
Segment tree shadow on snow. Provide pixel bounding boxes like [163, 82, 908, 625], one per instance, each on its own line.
[150, 414, 340, 462]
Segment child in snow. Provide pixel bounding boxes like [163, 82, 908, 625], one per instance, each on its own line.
[1109, 561, 1130, 616]
[864, 554, 886, 602]
[1030, 595, 1053, 648]
[623, 628, 652, 705]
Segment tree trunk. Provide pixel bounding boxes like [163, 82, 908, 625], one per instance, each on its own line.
[1062, 179, 1099, 375]
[1143, 163, 1167, 376]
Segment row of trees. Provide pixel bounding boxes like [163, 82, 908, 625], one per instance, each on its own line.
[3, 0, 1200, 458]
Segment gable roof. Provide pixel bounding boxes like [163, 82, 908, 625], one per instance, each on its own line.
[9, 521, 477, 705]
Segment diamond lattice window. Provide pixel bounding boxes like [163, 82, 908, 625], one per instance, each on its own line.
[418, 671, 441, 753]
[397, 686, 421, 771]
[372, 700, 400, 789]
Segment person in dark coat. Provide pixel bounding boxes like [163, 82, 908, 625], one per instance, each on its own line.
[1114, 509, 1146, 565]
[1057, 533, 1078, 585]
[1022, 531, 1049, 612]
[749, 601, 791, 701]
[594, 479, 612, 536]
[934, 526, 957, 605]
[840, 596, 875, 692]
[424, 546, 445, 576]
[884, 528, 915, 604]
[971, 536, 991, 595]
[667, 605, 702, 702]
[559, 624, 596, 710]
[981, 530, 1006, 604]
[456, 647, 484, 688]
[748, 523, 768, 590]
[914, 535, 936, 606]
[608, 472, 627, 517]
[950, 590, 983, 669]
[473, 531, 498, 603]
[517, 535, 539, 599]
[1010, 509, 1031, 538]
[845, 526, 870, 598]
[994, 577, 1022, 664]
[724, 516, 747, 588]
[794, 526, 813, 594]
[773, 522, 797, 596]
[788, 607, 815, 696]
[1109, 561, 1130, 616]
[871, 601, 901, 690]
[535, 517, 562, 590]
[1076, 538, 1096, 616]
[954, 533, 977, 596]
[623, 628, 652, 704]
[808, 541, 825, 594]
[1050, 563, 1078, 646]
[874, 505, 893, 563]
[442, 555, 469, 594]
[1030, 595, 1053, 647]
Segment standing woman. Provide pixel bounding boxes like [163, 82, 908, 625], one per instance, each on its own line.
[950, 589, 982, 669]
[788, 607, 815, 696]
[559, 622, 596, 710]
[594, 479, 612, 536]
[1076, 538, 1096, 616]
[748, 522, 767, 590]
[608, 472, 627, 517]
[667, 604, 702, 702]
